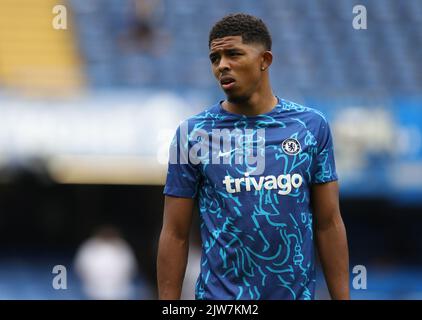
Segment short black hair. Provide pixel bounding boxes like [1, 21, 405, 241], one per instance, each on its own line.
[209, 13, 272, 50]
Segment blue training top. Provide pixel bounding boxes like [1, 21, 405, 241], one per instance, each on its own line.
[164, 97, 338, 300]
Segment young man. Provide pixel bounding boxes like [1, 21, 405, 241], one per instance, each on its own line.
[157, 13, 350, 300]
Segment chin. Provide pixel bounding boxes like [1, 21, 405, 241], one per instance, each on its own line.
[226, 93, 249, 104]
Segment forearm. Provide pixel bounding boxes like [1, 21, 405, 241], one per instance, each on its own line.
[157, 230, 189, 299]
[315, 215, 350, 300]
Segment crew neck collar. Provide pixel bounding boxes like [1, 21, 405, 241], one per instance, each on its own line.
[218, 96, 282, 119]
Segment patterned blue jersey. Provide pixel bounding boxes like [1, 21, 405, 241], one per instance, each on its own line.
[163, 97, 338, 300]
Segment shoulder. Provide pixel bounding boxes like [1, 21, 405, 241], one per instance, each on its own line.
[278, 98, 330, 134]
[177, 101, 227, 131]
[279, 98, 328, 123]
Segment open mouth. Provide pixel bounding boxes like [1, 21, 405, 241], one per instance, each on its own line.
[220, 76, 236, 90]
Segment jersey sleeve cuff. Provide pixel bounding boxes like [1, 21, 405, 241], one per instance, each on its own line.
[311, 174, 338, 184]
[163, 186, 197, 198]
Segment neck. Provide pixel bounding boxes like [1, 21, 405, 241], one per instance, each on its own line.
[223, 86, 277, 117]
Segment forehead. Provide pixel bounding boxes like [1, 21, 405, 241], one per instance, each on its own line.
[210, 35, 248, 52]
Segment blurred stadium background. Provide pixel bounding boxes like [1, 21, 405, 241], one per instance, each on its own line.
[0, 0, 421, 299]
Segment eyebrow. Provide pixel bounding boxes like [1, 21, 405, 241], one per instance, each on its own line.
[209, 48, 243, 59]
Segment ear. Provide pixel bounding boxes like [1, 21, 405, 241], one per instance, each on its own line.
[261, 51, 273, 71]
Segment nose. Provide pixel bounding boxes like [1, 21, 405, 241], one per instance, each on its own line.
[217, 56, 230, 73]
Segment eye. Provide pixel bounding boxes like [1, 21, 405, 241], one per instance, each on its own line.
[228, 50, 242, 57]
[210, 55, 219, 64]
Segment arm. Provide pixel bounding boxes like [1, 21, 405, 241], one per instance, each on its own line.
[311, 181, 350, 300]
[157, 195, 195, 299]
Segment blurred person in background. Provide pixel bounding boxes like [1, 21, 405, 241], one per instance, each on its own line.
[74, 225, 138, 300]
[157, 13, 349, 300]
[119, 0, 169, 55]
[132, 0, 159, 41]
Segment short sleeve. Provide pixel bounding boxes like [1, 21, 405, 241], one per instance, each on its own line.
[311, 117, 338, 184]
[163, 125, 201, 198]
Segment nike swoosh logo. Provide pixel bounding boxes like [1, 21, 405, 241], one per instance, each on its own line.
[218, 149, 238, 157]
